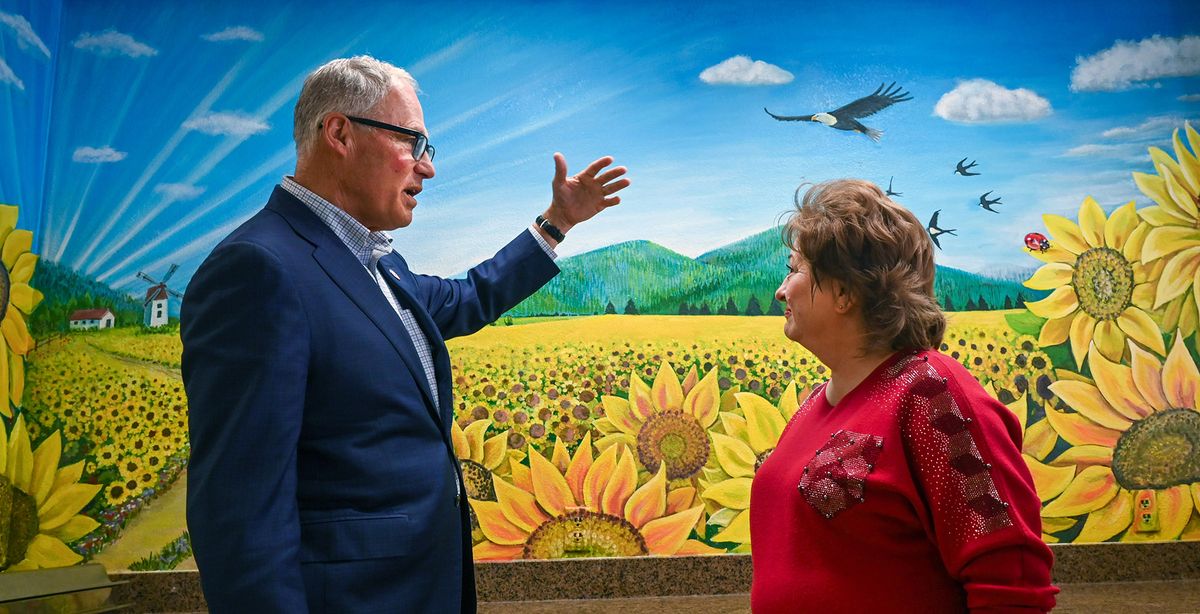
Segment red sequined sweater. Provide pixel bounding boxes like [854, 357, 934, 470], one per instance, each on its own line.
[750, 349, 1057, 613]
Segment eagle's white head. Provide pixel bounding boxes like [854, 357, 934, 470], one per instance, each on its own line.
[812, 112, 836, 126]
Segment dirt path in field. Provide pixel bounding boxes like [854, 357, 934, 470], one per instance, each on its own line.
[92, 471, 190, 571]
[83, 340, 182, 380]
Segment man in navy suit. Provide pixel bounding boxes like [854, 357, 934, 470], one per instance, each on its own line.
[181, 55, 629, 613]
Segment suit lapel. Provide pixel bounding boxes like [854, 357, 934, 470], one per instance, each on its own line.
[266, 189, 442, 418]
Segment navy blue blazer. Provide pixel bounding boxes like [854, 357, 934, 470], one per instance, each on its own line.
[181, 186, 559, 613]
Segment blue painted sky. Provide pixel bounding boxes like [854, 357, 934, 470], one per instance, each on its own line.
[1, 0, 1198, 299]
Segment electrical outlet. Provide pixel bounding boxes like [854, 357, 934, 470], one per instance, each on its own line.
[1134, 490, 1159, 533]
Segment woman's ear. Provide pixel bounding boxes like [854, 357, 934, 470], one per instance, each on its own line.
[833, 283, 855, 314]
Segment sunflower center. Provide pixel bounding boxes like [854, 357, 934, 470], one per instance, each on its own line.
[0, 475, 39, 571]
[1112, 409, 1200, 490]
[523, 509, 648, 559]
[636, 410, 710, 480]
[1072, 247, 1133, 321]
[0, 263, 9, 317]
[460, 459, 496, 501]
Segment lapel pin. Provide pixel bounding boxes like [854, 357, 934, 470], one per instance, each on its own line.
[389, 269, 401, 280]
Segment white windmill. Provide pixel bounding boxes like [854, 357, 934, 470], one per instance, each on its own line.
[137, 264, 183, 328]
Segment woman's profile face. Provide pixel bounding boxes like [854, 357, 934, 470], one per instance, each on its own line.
[775, 250, 837, 347]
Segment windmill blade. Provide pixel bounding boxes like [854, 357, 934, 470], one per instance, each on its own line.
[136, 272, 158, 285]
[169, 289, 184, 299]
[161, 263, 180, 283]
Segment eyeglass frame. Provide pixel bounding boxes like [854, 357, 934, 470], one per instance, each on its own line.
[342, 115, 436, 162]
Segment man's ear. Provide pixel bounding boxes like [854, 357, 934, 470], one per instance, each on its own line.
[320, 113, 353, 157]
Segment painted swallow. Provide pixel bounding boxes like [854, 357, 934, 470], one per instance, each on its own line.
[979, 191, 1002, 213]
[765, 82, 912, 142]
[886, 176, 902, 197]
[926, 209, 957, 249]
[955, 158, 980, 176]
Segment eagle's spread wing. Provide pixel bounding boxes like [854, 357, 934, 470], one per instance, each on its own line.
[831, 82, 912, 119]
[764, 108, 815, 122]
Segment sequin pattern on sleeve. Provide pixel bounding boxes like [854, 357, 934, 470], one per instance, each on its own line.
[893, 354, 1014, 542]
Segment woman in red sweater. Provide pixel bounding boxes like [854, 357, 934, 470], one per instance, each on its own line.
[750, 179, 1057, 613]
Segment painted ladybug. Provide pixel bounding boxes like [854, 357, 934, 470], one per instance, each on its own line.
[1024, 232, 1051, 253]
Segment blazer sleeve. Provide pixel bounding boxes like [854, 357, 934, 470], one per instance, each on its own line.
[181, 241, 310, 613]
[413, 230, 559, 339]
[899, 357, 1058, 613]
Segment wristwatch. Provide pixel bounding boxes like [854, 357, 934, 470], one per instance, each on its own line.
[535, 214, 566, 242]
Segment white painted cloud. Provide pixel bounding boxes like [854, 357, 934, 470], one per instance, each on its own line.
[933, 79, 1052, 123]
[1180, 94, 1200, 102]
[73, 146, 126, 163]
[201, 26, 263, 42]
[154, 183, 205, 200]
[0, 57, 23, 90]
[182, 111, 269, 136]
[1101, 116, 1184, 139]
[699, 55, 793, 86]
[1062, 143, 1137, 158]
[1071, 35, 1200, 92]
[73, 29, 157, 58]
[0, 11, 50, 58]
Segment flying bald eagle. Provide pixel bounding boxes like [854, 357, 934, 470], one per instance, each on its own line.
[765, 82, 912, 142]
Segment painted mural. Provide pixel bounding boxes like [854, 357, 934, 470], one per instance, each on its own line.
[0, 0, 1197, 573]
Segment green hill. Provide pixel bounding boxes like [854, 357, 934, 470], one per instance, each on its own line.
[508, 228, 1046, 316]
[29, 260, 143, 336]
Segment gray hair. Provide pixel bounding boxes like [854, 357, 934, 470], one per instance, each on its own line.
[293, 55, 417, 158]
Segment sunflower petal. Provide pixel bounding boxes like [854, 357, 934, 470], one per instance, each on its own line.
[1028, 243, 1076, 265]
[602, 446, 638, 516]
[1048, 444, 1113, 468]
[30, 431, 61, 506]
[494, 476, 550, 533]
[1092, 320, 1126, 364]
[712, 508, 751, 544]
[699, 477, 752, 510]
[1, 229, 31, 270]
[681, 366, 699, 397]
[652, 361, 683, 412]
[1049, 380, 1131, 430]
[1173, 127, 1200, 196]
[676, 539, 726, 555]
[53, 461, 84, 492]
[1142, 226, 1200, 262]
[583, 444, 621, 509]
[683, 368, 720, 428]
[483, 433, 509, 471]
[470, 499, 529, 546]
[1022, 454, 1074, 502]
[1043, 213, 1090, 255]
[1122, 486, 1194, 542]
[1024, 263, 1074, 290]
[564, 432, 593, 504]
[0, 414, 7, 473]
[9, 352, 23, 408]
[510, 460, 533, 492]
[1139, 205, 1191, 227]
[7, 414, 32, 490]
[710, 432, 756, 478]
[1132, 282, 1157, 310]
[38, 483, 101, 531]
[1, 311, 35, 355]
[1104, 201, 1140, 251]
[625, 467, 667, 530]
[1153, 246, 1200, 308]
[0, 206, 17, 237]
[24, 534, 82, 569]
[629, 375, 656, 422]
[1026, 286, 1079, 320]
[463, 420, 489, 464]
[641, 505, 704, 555]
[1043, 402, 1121, 448]
[601, 395, 642, 437]
[1126, 343, 1169, 412]
[719, 412, 748, 441]
[1023, 419, 1058, 459]
[777, 382, 802, 420]
[1124, 222, 1152, 264]
[1068, 312, 1096, 370]
[9, 253, 35, 285]
[738, 393, 786, 454]
[529, 449, 574, 517]
[48, 514, 99, 543]
[1162, 159, 1200, 219]
[1088, 344, 1153, 421]
[473, 541, 524, 560]
[1078, 197, 1107, 248]
[1161, 333, 1200, 410]
[9, 284, 43, 315]
[1076, 489, 1133, 542]
[1040, 465, 1119, 517]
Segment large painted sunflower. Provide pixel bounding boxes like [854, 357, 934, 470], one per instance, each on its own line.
[1132, 123, 1200, 337]
[0, 205, 41, 418]
[1, 415, 101, 571]
[1040, 335, 1199, 541]
[593, 361, 719, 482]
[1025, 196, 1162, 368]
[470, 441, 720, 560]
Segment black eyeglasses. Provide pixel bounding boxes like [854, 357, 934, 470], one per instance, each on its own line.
[345, 115, 435, 162]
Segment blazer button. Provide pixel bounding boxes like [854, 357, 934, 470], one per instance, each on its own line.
[455, 492, 461, 508]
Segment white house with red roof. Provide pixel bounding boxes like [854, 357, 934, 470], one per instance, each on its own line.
[69, 308, 115, 331]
